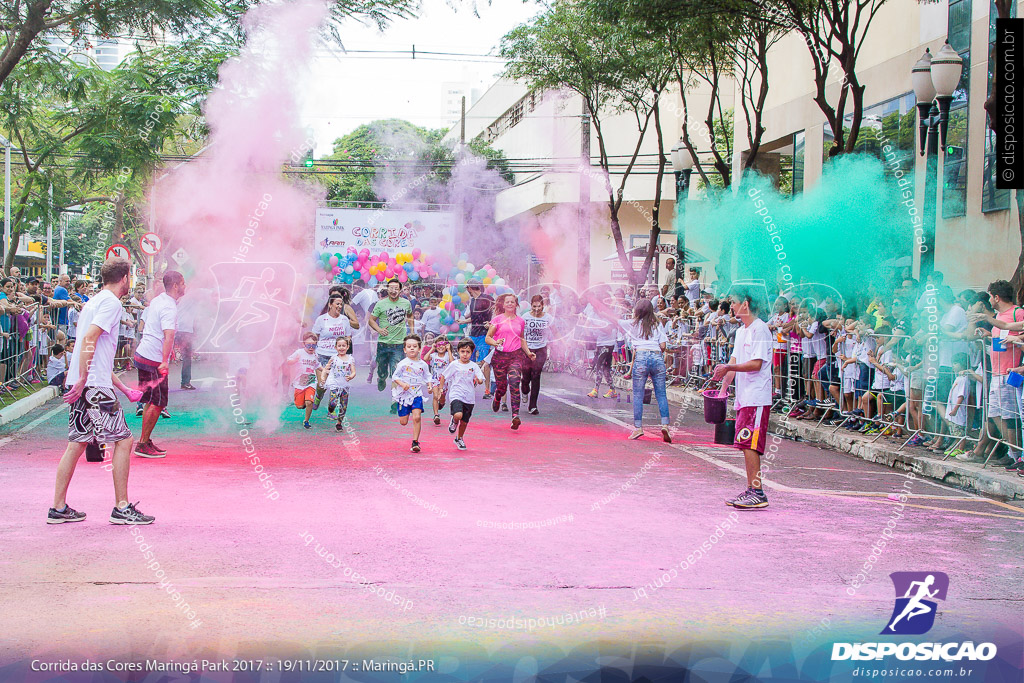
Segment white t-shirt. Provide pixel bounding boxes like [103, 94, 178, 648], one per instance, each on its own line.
[352, 288, 379, 316]
[421, 307, 442, 335]
[67, 306, 80, 338]
[311, 313, 354, 356]
[522, 311, 554, 349]
[392, 357, 431, 406]
[136, 293, 177, 362]
[871, 349, 893, 390]
[441, 359, 485, 405]
[618, 320, 667, 352]
[324, 353, 355, 390]
[732, 318, 773, 409]
[945, 375, 969, 425]
[65, 289, 124, 389]
[120, 309, 136, 339]
[585, 306, 618, 347]
[686, 279, 700, 303]
[939, 305, 968, 366]
[287, 349, 319, 390]
[767, 314, 788, 351]
[47, 354, 67, 383]
[808, 323, 828, 358]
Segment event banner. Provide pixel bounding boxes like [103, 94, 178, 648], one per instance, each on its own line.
[314, 208, 457, 260]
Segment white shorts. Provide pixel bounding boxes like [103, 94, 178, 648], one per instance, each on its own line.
[988, 375, 1020, 421]
[842, 377, 857, 394]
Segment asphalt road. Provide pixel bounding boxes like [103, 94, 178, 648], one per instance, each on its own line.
[0, 360, 1021, 677]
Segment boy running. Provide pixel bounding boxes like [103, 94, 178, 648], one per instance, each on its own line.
[320, 336, 357, 430]
[440, 339, 485, 450]
[285, 332, 320, 429]
[392, 334, 432, 452]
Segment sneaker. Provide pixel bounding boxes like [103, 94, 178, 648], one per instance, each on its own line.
[411, 440, 421, 453]
[160, 408, 171, 419]
[492, 396, 500, 412]
[377, 376, 387, 392]
[587, 389, 599, 398]
[603, 390, 619, 399]
[147, 441, 167, 454]
[454, 437, 467, 450]
[732, 488, 769, 510]
[134, 442, 165, 458]
[433, 415, 441, 426]
[1004, 459, 1024, 471]
[628, 428, 643, 440]
[303, 420, 312, 429]
[109, 502, 155, 525]
[962, 452, 987, 463]
[47, 505, 86, 524]
[661, 426, 672, 443]
[511, 415, 521, 430]
[389, 402, 398, 415]
[449, 417, 459, 434]
[818, 397, 835, 407]
[528, 408, 539, 415]
[482, 392, 492, 400]
[906, 435, 926, 446]
[135, 404, 144, 417]
[180, 383, 196, 390]
[501, 403, 509, 412]
[365, 372, 373, 384]
[725, 488, 752, 507]
[990, 456, 1014, 467]
[335, 422, 343, 431]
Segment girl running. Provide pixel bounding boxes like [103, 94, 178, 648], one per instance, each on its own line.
[485, 293, 536, 430]
[423, 334, 453, 425]
[320, 336, 357, 429]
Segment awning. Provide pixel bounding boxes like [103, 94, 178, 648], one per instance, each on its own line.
[603, 244, 709, 263]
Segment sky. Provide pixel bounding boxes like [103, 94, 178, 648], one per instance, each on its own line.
[300, 0, 541, 155]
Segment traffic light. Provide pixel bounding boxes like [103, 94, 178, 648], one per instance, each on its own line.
[944, 145, 964, 189]
[303, 150, 314, 168]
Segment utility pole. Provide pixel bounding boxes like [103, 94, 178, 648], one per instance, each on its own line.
[0, 134, 10, 268]
[460, 95, 466, 146]
[578, 99, 590, 292]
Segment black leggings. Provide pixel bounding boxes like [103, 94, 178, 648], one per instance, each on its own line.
[520, 346, 547, 411]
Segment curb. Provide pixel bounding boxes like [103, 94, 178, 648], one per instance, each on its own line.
[614, 378, 1024, 501]
[0, 386, 59, 427]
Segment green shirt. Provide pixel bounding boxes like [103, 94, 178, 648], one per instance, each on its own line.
[372, 297, 412, 344]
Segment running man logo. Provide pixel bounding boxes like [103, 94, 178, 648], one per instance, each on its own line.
[881, 571, 949, 635]
[199, 262, 296, 354]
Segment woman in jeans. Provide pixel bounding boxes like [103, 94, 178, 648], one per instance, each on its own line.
[485, 293, 536, 430]
[606, 298, 671, 442]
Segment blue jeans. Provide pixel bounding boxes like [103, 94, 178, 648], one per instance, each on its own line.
[632, 350, 670, 428]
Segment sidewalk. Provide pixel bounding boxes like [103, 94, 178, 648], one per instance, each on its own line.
[0, 385, 59, 428]
[614, 378, 1024, 501]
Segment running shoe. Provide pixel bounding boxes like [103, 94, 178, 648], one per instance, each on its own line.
[180, 383, 196, 390]
[725, 488, 752, 506]
[528, 408, 539, 415]
[501, 403, 509, 412]
[389, 402, 398, 414]
[604, 390, 619, 399]
[818, 397, 835, 407]
[109, 502, 155, 525]
[365, 372, 373, 384]
[732, 488, 769, 510]
[587, 389, 599, 398]
[134, 442, 165, 458]
[135, 404, 144, 417]
[990, 455, 1015, 467]
[146, 441, 167, 454]
[335, 422, 343, 431]
[411, 440, 421, 453]
[47, 505, 86, 524]
[492, 396, 500, 412]
[377, 376, 387, 392]
[160, 408, 171, 419]
[433, 415, 441, 426]
[482, 392, 492, 400]
[511, 415, 521, 430]
[1005, 459, 1024, 471]
[454, 437, 467, 450]
[449, 417, 459, 434]
[303, 420, 311, 429]
[906, 435, 926, 447]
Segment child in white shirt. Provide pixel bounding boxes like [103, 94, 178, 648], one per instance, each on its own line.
[392, 334, 432, 453]
[320, 336, 356, 430]
[440, 338, 486, 450]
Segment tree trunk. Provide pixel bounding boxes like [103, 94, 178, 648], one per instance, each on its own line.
[0, 1, 54, 90]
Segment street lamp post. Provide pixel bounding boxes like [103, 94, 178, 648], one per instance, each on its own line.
[670, 140, 694, 297]
[912, 41, 964, 277]
[0, 134, 11, 269]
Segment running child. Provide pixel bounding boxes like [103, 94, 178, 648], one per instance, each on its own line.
[440, 338, 485, 450]
[392, 334, 432, 452]
[285, 332, 320, 429]
[320, 336, 357, 430]
[423, 334, 453, 425]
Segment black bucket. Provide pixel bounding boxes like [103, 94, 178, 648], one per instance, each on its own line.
[714, 419, 736, 445]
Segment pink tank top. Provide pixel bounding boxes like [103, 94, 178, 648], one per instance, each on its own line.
[492, 315, 525, 352]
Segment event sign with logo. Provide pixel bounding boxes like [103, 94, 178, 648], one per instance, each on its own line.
[314, 208, 456, 261]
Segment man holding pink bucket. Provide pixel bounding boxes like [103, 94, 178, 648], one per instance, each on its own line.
[712, 288, 774, 510]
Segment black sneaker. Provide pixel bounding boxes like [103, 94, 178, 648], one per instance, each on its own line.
[501, 403, 509, 412]
[528, 407, 539, 415]
[411, 440, 421, 453]
[180, 383, 196, 390]
[732, 488, 769, 510]
[160, 408, 171, 419]
[1005, 460, 1024, 471]
[448, 417, 459, 434]
[390, 402, 398, 414]
[109, 502, 155, 525]
[135, 404, 144, 417]
[134, 441, 165, 458]
[725, 488, 751, 506]
[47, 505, 86, 524]
[433, 415, 441, 426]
[454, 437, 467, 450]
[335, 422, 343, 431]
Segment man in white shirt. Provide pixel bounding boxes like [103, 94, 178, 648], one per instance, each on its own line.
[421, 296, 443, 337]
[49, 257, 153, 526]
[134, 271, 186, 458]
[175, 288, 200, 390]
[712, 289, 774, 510]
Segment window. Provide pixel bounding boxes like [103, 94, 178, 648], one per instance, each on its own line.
[823, 93, 917, 179]
[983, 0, 1014, 212]
[793, 131, 805, 194]
[942, 0, 971, 218]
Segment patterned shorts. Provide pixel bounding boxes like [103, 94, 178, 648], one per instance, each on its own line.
[68, 387, 132, 444]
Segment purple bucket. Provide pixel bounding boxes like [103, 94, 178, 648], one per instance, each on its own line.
[702, 388, 728, 424]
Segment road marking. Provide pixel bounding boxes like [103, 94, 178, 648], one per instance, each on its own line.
[0, 404, 66, 450]
[541, 390, 1023, 516]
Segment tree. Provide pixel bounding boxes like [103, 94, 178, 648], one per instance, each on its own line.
[501, 2, 675, 287]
